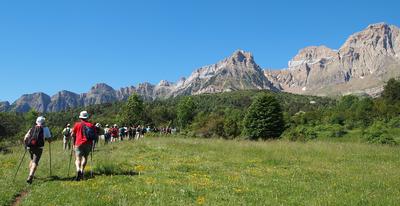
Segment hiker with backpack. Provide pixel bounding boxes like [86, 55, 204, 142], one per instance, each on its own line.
[23, 116, 52, 184]
[62, 123, 72, 150]
[71, 111, 96, 181]
[110, 124, 118, 142]
[104, 124, 111, 144]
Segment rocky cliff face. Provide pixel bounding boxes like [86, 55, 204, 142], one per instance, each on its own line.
[5, 23, 400, 112]
[12, 92, 51, 113]
[171, 50, 278, 96]
[265, 23, 400, 96]
[0, 101, 10, 112]
[47, 90, 82, 112]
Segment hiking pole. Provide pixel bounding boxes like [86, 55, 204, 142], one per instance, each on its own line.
[90, 141, 94, 178]
[67, 147, 73, 178]
[13, 148, 27, 182]
[49, 141, 52, 177]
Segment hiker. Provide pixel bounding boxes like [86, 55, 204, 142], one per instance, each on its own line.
[135, 125, 142, 140]
[104, 124, 111, 144]
[111, 124, 118, 142]
[62, 123, 72, 150]
[119, 126, 125, 141]
[126, 126, 132, 140]
[23, 116, 52, 184]
[94, 123, 102, 149]
[71, 111, 96, 181]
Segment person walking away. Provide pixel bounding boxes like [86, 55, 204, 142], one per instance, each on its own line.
[119, 126, 125, 141]
[111, 124, 118, 142]
[24, 116, 52, 184]
[71, 111, 96, 181]
[104, 124, 111, 144]
[94, 123, 102, 149]
[135, 125, 142, 140]
[62, 123, 72, 150]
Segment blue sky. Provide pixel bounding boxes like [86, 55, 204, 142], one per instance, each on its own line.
[0, 0, 399, 102]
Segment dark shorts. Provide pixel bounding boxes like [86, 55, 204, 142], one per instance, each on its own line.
[75, 144, 92, 158]
[28, 147, 43, 165]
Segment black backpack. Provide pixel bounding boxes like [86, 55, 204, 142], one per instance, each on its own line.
[25, 126, 45, 148]
[63, 128, 71, 137]
[81, 122, 96, 141]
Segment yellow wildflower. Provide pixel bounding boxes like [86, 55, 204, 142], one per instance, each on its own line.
[196, 196, 205, 205]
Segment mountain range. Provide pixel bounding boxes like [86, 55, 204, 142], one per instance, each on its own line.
[1, 22, 399, 113]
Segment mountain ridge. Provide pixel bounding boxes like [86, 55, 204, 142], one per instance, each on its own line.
[2, 22, 399, 112]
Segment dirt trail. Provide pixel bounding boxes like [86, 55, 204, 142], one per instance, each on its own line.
[11, 190, 28, 206]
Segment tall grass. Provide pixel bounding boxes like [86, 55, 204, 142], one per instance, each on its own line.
[1, 137, 399, 205]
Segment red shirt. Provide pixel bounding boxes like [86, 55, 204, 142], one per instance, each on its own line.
[73, 120, 95, 146]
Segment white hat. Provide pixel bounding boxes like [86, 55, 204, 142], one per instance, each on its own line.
[36, 116, 46, 125]
[95, 123, 101, 127]
[79, 111, 89, 119]
[67, 123, 71, 127]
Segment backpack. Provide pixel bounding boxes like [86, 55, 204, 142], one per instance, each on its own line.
[25, 126, 45, 148]
[111, 128, 118, 137]
[63, 128, 71, 137]
[81, 122, 96, 141]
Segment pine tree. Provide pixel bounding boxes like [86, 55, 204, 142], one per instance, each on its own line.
[121, 93, 144, 125]
[382, 78, 400, 103]
[244, 93, 285, 140]
[177, 96, 196, 129]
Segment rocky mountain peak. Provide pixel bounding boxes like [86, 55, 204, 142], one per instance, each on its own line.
[157, 80, 172, 87]
[340, 22, 398, 54]
[91, 83, 115, 92]
[289, 46, 337, 67]
[228, 50, 255, 65]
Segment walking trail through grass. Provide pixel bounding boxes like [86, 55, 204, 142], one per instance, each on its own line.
[1, 136, 400, 205]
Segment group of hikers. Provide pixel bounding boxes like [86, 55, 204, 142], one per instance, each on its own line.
[62, 123, 150, 150]
[19, 110, 158, 184]
[22, 111, 95, 184]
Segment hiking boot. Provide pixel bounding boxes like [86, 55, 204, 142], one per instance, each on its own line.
[26, 175, 33, 184]
[75, 171, 81, 181]
[80, 171, 84, 180]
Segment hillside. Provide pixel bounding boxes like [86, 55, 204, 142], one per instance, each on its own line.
[2, 137, 400, 205]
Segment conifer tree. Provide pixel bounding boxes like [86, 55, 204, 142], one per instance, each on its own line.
[244, 93, 284, 140]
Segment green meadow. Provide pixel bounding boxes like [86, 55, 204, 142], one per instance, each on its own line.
[1, 136, 400, 206]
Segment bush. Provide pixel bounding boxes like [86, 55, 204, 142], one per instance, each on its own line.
[363, 121, 397, 145]
[329, 124, 347, 138]
[282, 126, 317, 142]
[388, 117, 400, 128]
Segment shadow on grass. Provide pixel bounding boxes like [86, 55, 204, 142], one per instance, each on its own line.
[37, 170, 140, 182]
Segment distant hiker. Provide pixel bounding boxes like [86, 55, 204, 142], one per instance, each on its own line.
[126, 126, 132, 140]
[23, 116, 52, 184]
[94, 123, 102, 149]
[62, 123, 72, 150]
[135, 125, 142, 140]
[104, 124, 111, 144]
[111, 124, 118, 142]
[71, 111, 96, 181]
[119, 126, 126, 141]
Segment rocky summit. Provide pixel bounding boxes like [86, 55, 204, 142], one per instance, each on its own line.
[264, 23, 400, 96]
[2, 23, 400, 113]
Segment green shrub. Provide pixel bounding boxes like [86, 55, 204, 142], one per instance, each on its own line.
[363, 121, 397, 145]
[329, 124, 347, 138]
[282, 126, 317, 142]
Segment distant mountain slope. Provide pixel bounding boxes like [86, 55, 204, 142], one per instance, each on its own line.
[1, 23, 399, 113]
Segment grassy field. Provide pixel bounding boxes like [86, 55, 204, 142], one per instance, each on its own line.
[1, 136, 400, 205]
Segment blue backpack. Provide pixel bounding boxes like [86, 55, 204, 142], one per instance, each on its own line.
[81, 122, 96, 141]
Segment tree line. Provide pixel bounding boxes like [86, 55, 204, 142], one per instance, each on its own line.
[1, 78, 400, 149]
